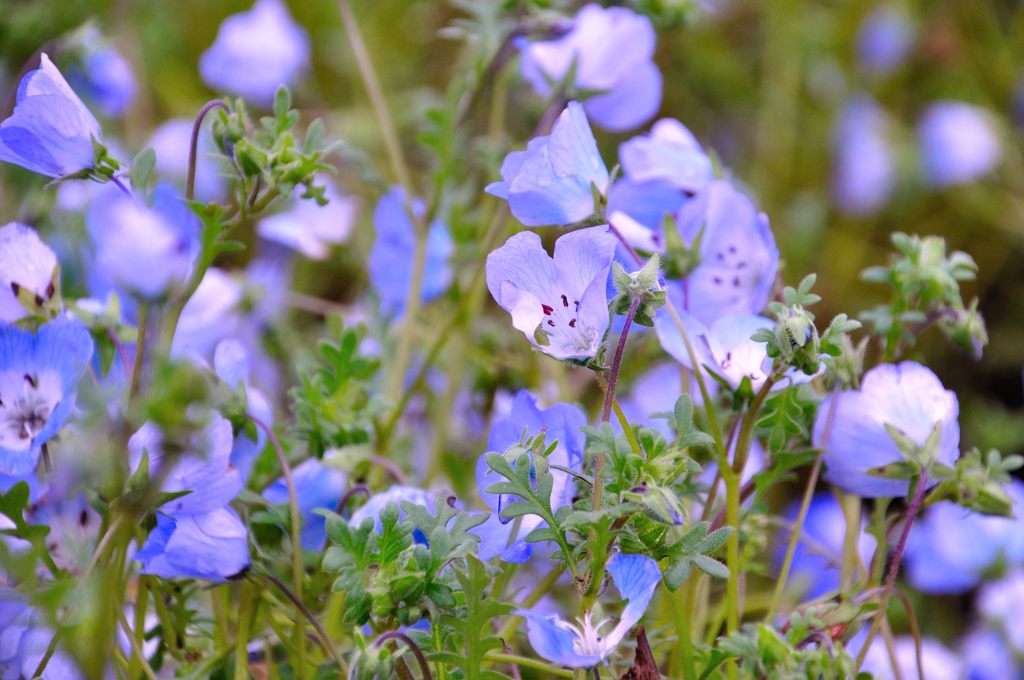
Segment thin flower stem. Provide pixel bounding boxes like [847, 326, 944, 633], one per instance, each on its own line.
[117, 611, 160, 680]
[496, 567, 562, 641]
[249, 415, 306, 678]
[186, 100, 228, 202]
[130, 576, 149, 679]
[376, 631, 433, 680]
[234, 581, 254, 680]
[839, 492, 863, 590]
[110, 175, 134, 198]
[601, 297, 640, 424]
[262, 572, 347, 673]
[129, 303, 148, 402]
[485, 653, 574, 678]
[855, 471, 930, 671]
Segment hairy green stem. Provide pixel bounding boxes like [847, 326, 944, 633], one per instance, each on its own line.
[485, 653, 574, 678]
[234, 582, 254, 680]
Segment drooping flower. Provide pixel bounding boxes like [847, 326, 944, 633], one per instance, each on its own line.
[134, 507, 250, 582]
[918, 102, 1002, 188]
[775, 494, 876, 600]
[519, 5, 661, 132]
[832, 97, 895, 216]
[515, 553, 661, 668]
[199, 0, 311, 107]
[486, 102, 609, 227]
[0, 53, 103, 178]
[856, 6, 915, 77]
[814, 362, 960, 498]
[619, 119, 713, 194]
[0, 223, 59, 322]
[473, 390, 586, 562]
[486, 226, 618, 361]
[368, 186, 453, 316]
[263, 458, 346, 550]
[86, 184, 197, 299]
[905, 481, 1024, 594]
[258, 178, 359, 259]
[127, 412, 243, 518]
[0, 319, 93, 475]
[146, 118, 227, 202]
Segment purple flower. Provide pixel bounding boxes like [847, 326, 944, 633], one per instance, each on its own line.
[487, 102, 609, 227]
[519, 5, 661, 132]
[146, 118, 227, 202]
[349, 485, 435, 544]
[977, 569, 1024, 654]
[0, 319, 93, 475]
[199, 0, 311, 107]
[832, 97, 895, 216]
[961, 628, 1022, 680]
[135, 507, 250, 582]
[258, 177, 359, 259]
[857, 634, 964, 680]
[486, 226, 617, 361]
[68, 30, 136, 119]
[0, 53, 102, 178]
[515, 553, 661, 668]
[263, 458, 347, 551]
[856, 6, 915, 77]
[0, 223, 58, 322]
[619, 119, 712, 194]
[171, 268, 243, 361]
[213, 339, 272, 480]
[815, 362, 960, 498]
[918, 102, 1001, 188]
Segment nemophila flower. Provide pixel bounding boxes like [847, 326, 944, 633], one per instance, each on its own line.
[0, 223, 59, 322]
[832, 97, 895, 216]
[605, 176, 688, 236]
[961, 628, 1022, 680]
[199, 0, 311, 107]
[519, 5, 661, 132]
[486, 102, 609, 227]
[0, 53, 102, 179]
[857, 634, 965, 680]
[775, 494, 876, 600]
[814, 362, 960, 498]
[0, 319, 93, 476]
[214, 339, 271, 480]
[486, 226, 617, 361]
[856, 6, 915, 77]
[0, 599, 85, 679]
[146, 118, 226, 202]
[918, 102, 1002, 188]
[616, 363, 684, 439]
[474, 390, 586, 562]
[171, 268, 243, 360]
[977, 569, 1024, 654]
[619, 119, 713, 194]
[258, 178, 359, 260]
[8, 494, 102, 575]
[67, 30, 136, 118]
[368, 187, 453, 316]
[349, 485, 435, 544]
[135, 507, 250, 582]
[516, 553, 661, 668]
[905, 481, 1024, 594]
[87, 184, 197, 299]
[263, 458, 346, 550]
[128, 412, 243, 517]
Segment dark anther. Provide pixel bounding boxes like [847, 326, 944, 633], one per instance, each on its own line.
[541, 304, 554, 315]
[568, 319, 576, 327]
[45, 282, 55, 299]
[547, 320, 555, 327]
[561, 294, 569, 307]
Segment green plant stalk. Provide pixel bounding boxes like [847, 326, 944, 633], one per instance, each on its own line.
[485, 653, 575, 678]
[129, 302, 148, 402]
[129, 576, 149, 679]
[212, 587, 230, 652]
[496, 568, 563, 641]
[840, 492, 863, 590]
[767, 454, 824, 621]
[234, 582, 254, 680]
[676, 579, 697, 680]
[118, 610, 159, 680]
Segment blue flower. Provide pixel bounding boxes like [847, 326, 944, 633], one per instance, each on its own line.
[487, 102, 610, 227]
[519, 5, 661, 132]
[615, 363, 687, 439]
[977, 569, 1024, 656]
[0, 596, 85, 679]
[905, 481, 1024, 594]
[0, 223, 59, 322]
[349, 485, 436, 544]
[486, 226, 617, 361]
[213, 339, 272, 480]
[263, 458, 347, 551]
[171, 268, 243, 361]
[775, 494, 876, 600]
[199, 0, 311, 107]
[87, 183, 198, 299]
[0, 319, 93, 475]
[146, 118, 227, 202]
[918, 102, 1002, 188]
[259, 177, 359, 259]
[857, 634, 965, 680]
[961, 628, 1022, 680]
[368, 187, 453, 316]
[67, 30, 136, 119]
[619, 119, 712, 194]
[832, 97, 895, 216]
[515, 553, 661, 668]
[473, 390, 586, 562]
[856, 6, 915, 77]
[135, 507, 250, 582]
[815, 362, 960, 498]
[0, 53, 102, 178]
[605, 178, 689, 238]
[128, 412, 243, 517]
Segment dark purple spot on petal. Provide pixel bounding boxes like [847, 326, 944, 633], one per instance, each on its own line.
[547, 320, 555, 327]
[561, 294, 569, 307]
[568, 319, 576, 327]
[541, 304, 554, 315]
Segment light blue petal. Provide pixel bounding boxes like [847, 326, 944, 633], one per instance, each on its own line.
[584, 59, 662, 133]
[136, 508, 250, 582]
[515, 610, 603, 668]
[604, 553, 661, 646]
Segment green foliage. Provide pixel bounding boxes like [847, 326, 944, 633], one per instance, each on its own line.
[661, 521, 731, 590]
[438, 555, 514, 680]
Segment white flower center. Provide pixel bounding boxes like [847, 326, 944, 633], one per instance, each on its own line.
[537, 293, 597, 353]
[565, 611, 614, 657]
[0, 370, 62, 452]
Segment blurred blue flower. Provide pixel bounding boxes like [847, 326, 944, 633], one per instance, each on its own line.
[200, 0, 310, 106]
[515, 553, 661, 668]
[171, 268, 243, 361]
[905, 481, 1024, 594]
[775, 494, 876, 600]
[0, 319, 93, 475]
[856, 6, 915, 77]
[128, 412, 243, 517]
[349, 485, 436, 544]
[146, 118, 227, 202]
[0, 596, 85, 679]
[473, 390, 586, 562]
[0, 53, 102, 178]
[606, 177, 689, 236]
[918, 102, 1002, 188]
[832, 97, 895, 216]
[961, 628, 1022, 680]
[519, 5, 661, 132]
[263, 458, 346, 551]
[487, 102, 609, 226]
[213, 338, 272, 479]
[258, 177, 358, 260]
[369, 186, 453, 316]
[857, 633, 965, 680]
[68, 29, 136, 119]
[135, 507, 250, 582]
[977, 569, 1024, 655]
[616, 363, 685, 439]
[619, 119, 712, 194]
[0, 223, 58, 322]
[815, 362, 960, 498]
[486, 225, 617, 361]
[87, 183, 198, 299]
